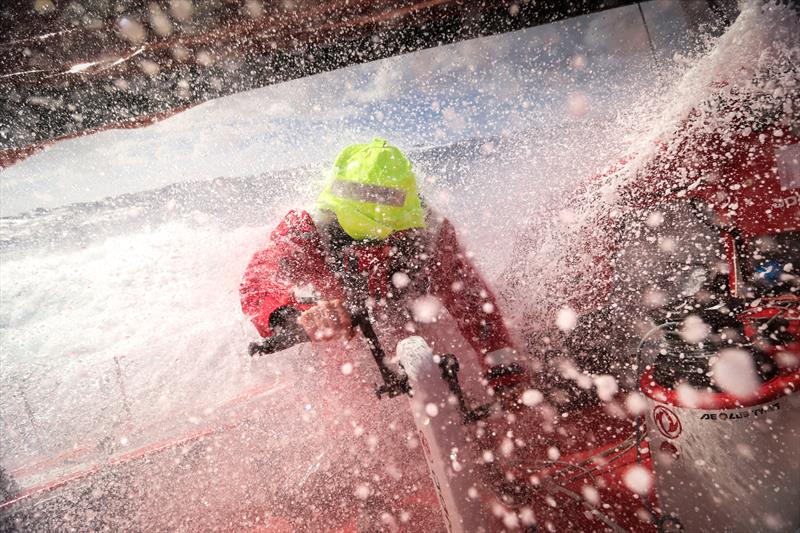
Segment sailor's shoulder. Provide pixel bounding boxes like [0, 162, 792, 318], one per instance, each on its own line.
[270, 209, 321, 242]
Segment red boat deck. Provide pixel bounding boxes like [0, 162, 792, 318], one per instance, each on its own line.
[1, 386, 659, 532]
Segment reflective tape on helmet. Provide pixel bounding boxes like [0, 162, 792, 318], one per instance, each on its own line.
[330, 180, 407, 207]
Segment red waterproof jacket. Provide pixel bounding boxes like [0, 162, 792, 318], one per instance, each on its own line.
[240, 209, 513, 371]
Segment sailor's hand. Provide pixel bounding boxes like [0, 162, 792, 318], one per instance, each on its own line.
[298, 300, 353, 341]
[494, 381, 528, 412]
[486, 361, 530, 412]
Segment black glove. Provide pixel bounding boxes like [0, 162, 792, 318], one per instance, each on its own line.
[248, 307, 309, 356]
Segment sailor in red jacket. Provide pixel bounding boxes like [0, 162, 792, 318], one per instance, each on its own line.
[240, 138, 524, 397]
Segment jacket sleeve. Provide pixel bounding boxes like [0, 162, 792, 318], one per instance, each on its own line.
[429, 218, 515, 371]
[240, 210, 339, 338]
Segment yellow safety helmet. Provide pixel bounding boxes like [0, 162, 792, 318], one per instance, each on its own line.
[317, 138, 426, 240]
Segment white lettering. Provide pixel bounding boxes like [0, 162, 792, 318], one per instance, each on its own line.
[773, 192, 800, 209]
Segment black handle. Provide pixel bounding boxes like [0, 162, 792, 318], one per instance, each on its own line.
[351, 311, 410, 398]
[248, 329, 309, 356]
[439, 354, 491, 423]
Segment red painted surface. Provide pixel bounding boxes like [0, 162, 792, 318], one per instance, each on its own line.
[739, 299, 800, 355]
[639, 369, 800, 410]
[1, 378, 659, 532]
[1, 378, 284, 509]
[563, 133, 800, 312]
[498, 403, 659, 532]
[640, 368, 800, 410]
